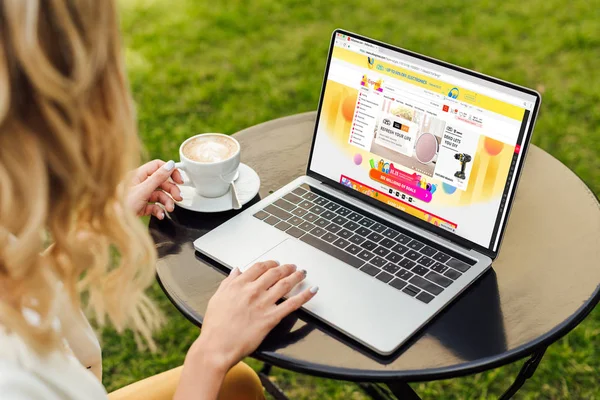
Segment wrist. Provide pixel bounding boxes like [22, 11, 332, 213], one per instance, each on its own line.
[186, 335, 232, 377]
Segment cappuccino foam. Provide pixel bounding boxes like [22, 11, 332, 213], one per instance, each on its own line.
[183, 136, 237, 163]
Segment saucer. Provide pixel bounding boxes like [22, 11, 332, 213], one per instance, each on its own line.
[175, 163, 260, 213]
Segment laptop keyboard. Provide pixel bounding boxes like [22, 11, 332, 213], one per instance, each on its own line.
[253, 185, 473, 304]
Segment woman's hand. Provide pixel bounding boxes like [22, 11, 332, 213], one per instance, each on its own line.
[126, 159, 184, 219]
[175, 261, 318, 400]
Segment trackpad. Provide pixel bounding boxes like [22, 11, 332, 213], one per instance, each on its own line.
[243, 238, 420, 353]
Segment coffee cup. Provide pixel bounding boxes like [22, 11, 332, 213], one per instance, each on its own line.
[175, 133, 240, 198]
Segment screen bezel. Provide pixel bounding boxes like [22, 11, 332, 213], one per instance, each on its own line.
[305, 29, 541, 259]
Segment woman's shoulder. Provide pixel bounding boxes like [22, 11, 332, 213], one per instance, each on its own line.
[0, 327, 107, 400]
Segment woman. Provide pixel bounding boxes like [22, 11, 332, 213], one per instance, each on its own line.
[0, 1, 317, 399]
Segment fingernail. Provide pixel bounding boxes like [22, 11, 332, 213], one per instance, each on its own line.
[301, 269, 307, 277]
[289, 264, 297, 271]
[160, 212, 165, 219]
[273, 260, 280, 266]
[310, 286, 319, 294]
[163, 160, 175, 171]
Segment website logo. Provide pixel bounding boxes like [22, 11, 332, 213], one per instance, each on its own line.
[448, 87, 459, 99]
[367, 57, 376, 70]
[383, 118, 391, 126]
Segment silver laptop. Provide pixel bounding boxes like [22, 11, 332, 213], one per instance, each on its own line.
[195, 30, 541, 355]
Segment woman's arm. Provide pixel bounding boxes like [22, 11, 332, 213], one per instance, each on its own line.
[174, 261, 318, 400]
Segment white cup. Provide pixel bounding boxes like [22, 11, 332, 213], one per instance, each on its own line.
[175, 133, 240, 198]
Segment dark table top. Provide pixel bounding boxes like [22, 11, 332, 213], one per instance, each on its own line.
[152, 112, 600, 382]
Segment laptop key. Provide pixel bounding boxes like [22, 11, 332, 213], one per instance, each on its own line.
[382, 228, 399, 239]
[343, 221, 360, 231]
[313, 197, 329, 206]
[309, 205, 326, 215]
[396, 234, 412, 245]
[274, 198, 296, 211]
[303, 213, 319, 223]
[292, 187, 307, 196]
[407, 240, 425, 251]
[447, 258, 471, 272]
[396, 269, 414, 281]
[367, 232, 384, 242]
[411, 265, 429, 276]
[360, 240, 377, 251]
[264, 205, 292, 220]
[385, 252, 403, 264]
[433, 252, 451, 263]
[403, 285, 420, 297]
[349, 234, 366, 245]
[291, 208, 309, 218]
[416, 292, 435, 304]
[332, 216, 348, 226]
[325, 223, 342, 233]
[338, 229, 353, 239]
[373, 246, 390, 257]
[376, 271, 394, 283]
[253, 210, 269, 220]
[392, 243, 409, 254]
[275, 221, 292, 231]
[405, 250, 422, 261]
[360, 264, 380, 276]
[283, 193, 303, 204]
[298, 221, 315, 232]
[370, 256, 387, 268]
[358, 217, 375, 228]
[399, 259, 416, 269]
[333, 238, 350, 249]
[380, 238, 395, 248]
[425, 271, 452, 288]
[286, 226, 305, 238]
[264, 216, 280, 225]
[444, 269, 462, 280]
[357, 250, 375, 262]
[346, 212, 363, 222]
[417, 256, 435, 268]
[410, 276, 443, 295]
[336, 207, 352, 217]
[420, 246, 437, 257]
[355, 227, 371, 237]
[321, 232, 337, 243]
[299, 234, 364, 268]
[324, 202, 340, 211]
[431, 262, 448, 274]
[371, 223, 387, 233]
[346, 244, 362, 255]
[383, 263, 400, 275]
[298, 200, 314, 210]
[314, 218, 330, 227]
[321, 210, 337, 220]
[310, 227, 327, 237]
[303, 192, 319, 201]
[389, 278, 408, 291]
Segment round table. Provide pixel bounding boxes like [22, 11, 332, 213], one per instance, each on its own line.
[151, 112, 600, 399]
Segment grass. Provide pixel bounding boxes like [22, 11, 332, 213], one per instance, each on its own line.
[102, 0, 600, 398]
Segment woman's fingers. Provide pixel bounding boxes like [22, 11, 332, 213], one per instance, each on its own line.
[149, 190, 175, 212]
[254, 263, 298, 291]
[273, 286, 318, 320]
[160, 180, 183, 201]
[265, 269, 307, 303]
[143, 203, 165, 220]
[240, 260, 280, 283]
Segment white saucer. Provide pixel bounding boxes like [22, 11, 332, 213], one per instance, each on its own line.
[176, 163, 260, 213]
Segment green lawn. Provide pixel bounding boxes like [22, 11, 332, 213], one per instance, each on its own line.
[102, 0, 600, 398]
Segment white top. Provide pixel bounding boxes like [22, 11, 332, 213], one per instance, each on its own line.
[0, 301, 107, 399]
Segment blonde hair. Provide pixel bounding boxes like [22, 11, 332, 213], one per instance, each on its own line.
[0, 0, 162, 352]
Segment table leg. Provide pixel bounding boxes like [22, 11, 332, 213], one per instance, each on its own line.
[357, 382, 421, 400]
[258, 363, 290, 400]
[499, 347, 547, 400]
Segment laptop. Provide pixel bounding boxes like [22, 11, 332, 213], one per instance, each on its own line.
[194, 29, 541, 355]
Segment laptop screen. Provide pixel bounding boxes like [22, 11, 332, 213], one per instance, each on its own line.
[308, 30, 540, 253]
